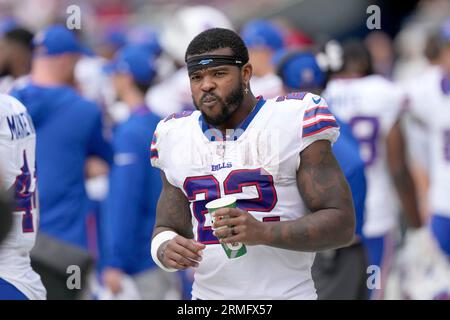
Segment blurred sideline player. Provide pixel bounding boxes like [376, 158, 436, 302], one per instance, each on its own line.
[240, 19, 284, 99]
[404, 21, 450, 260]
[0, 27, 34, 94]
[398, 30, 445, 222]
[98, 45, 181, 299]
[364, 31, 395, 79]
[74, 26, 162, 128]
[11, 24, 113, 250]
[11, 25, 112, 299]
[275, 49, 368, 299]
[0, 94, 46, 300]
[323, 40, 422, 299]
[146, 5, 234, 118]
[150, 28, 355, 300]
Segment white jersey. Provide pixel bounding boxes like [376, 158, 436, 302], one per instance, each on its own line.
[324, 75, 405, 237]
[250, 73, 284, 100]
[0, 76, 29, 95]
[404, 67, 450, 217]
[0, 76, 14, 94]
[398, 67, 440, 171]
[0, 94, 46, 299]
[146, 67, 195, 118]
[151, 92, 339, 299]
[75, 55, 114, 108]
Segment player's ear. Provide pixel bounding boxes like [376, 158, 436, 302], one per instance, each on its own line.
[241, 63, 252, 87]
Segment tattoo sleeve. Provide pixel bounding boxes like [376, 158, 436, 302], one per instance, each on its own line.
[265, 140, 356, 251]
[153, 171, 193, 239]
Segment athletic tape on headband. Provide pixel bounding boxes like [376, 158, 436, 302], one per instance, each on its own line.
[186, 55, 247, 74]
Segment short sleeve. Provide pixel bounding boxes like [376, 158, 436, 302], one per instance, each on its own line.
[148, 111, 196, 188]
[150, 122, 162, 169]
[300, 94, 340, 152]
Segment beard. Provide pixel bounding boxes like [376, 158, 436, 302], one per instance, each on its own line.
[193, 78, 244, 126]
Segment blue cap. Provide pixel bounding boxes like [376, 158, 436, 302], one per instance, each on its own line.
[127, 26, 162, 56]
[33, 24, 86, 56]
[275, 50, 325, 90]
[104, 44, 156, 85]
[440, 19, 450, 43]
[241, 19, 284, 51]
[0, 17, 18, 36]
[101, 25, 127, 50]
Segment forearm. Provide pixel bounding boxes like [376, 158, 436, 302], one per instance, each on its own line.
[153, 225, 192, 238]
[391, 165, 422, 228]
[263, 209, 355, 251]
[152, 171, 194, 239]
[387, 121, 422, 228]
[153, 201, 193, 239]
[289, 140, 355, 251]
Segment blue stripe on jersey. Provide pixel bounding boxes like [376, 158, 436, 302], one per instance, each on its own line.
[302, 120, 339, 137]
[237, 97, 266, 133]
[303, 106, 333, 120]
[0, 278, 28, 300]
[431, 214, 450, 257]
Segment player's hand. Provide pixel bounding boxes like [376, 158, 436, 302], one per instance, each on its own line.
[212, 208, 269, 246]
[102, 268, 124, 295]
[159, 235, 205, 270]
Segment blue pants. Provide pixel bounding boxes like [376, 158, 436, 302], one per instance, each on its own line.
[431, 214, 450, 259]
[0, 278, 28, 300]
[363, 230, 395, 300]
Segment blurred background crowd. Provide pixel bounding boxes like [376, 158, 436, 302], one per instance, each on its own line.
[0, 0, 449, 300]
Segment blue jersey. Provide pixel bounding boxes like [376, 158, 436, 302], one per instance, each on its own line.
[332, 118, 366, 238]
[11, 84, 112, 249]
[101, 106, 161, 274]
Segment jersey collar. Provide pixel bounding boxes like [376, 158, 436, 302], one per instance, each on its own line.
[198, 96, 266, 142]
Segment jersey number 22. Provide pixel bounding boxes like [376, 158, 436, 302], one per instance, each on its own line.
[184, 168, 278, 244]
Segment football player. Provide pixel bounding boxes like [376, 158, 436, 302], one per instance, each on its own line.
[0, 94, 46, 300]
[150, 28, 355, 300]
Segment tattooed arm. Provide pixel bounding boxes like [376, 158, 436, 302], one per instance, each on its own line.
[153, 171, 193, 239]
[277, 140, 356, 250]
[214, 140, 355, 251]
[153, 171, 205, 270]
